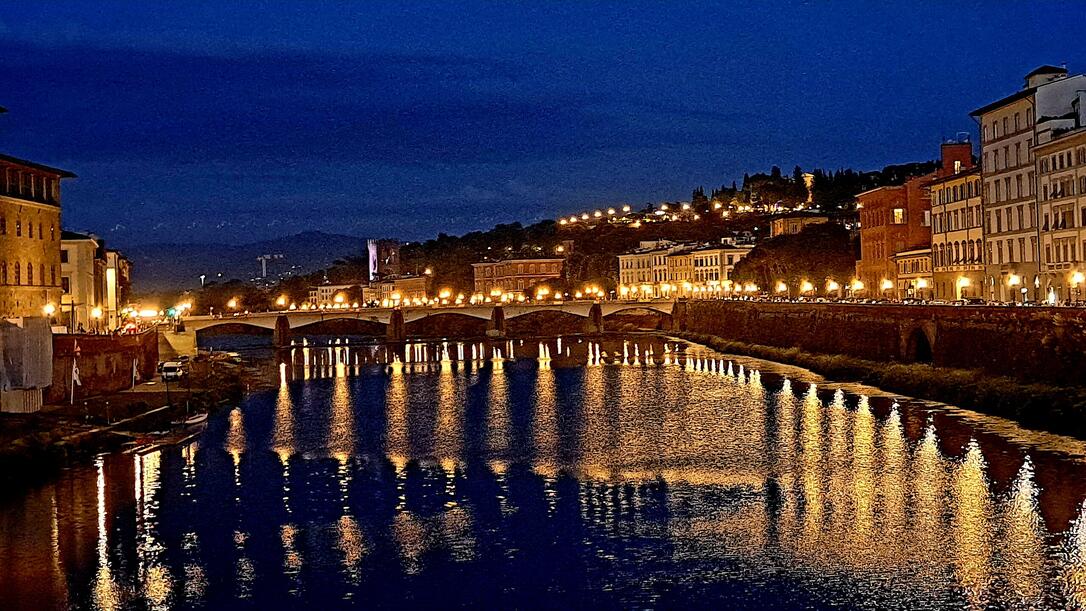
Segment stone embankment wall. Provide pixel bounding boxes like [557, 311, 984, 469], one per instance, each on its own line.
[683, 301, 1086, 386]
[47, 331, 159, 403]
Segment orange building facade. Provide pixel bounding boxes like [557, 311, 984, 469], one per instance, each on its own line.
[856, 142, 973, 297]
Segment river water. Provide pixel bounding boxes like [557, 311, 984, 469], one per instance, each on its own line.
[5, 335, 1086, 610]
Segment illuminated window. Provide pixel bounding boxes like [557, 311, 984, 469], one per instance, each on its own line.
[892, 208, 905, 224]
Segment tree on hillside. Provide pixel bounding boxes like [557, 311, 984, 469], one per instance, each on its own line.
[730, 223, 857, 294]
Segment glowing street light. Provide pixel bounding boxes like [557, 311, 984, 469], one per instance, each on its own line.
[276, 295, 288, 308]
[43, 303, 56, 317]
[775, 281, 787, 294]
[227, 297, 239, 310]
[826, 279, 840, 292]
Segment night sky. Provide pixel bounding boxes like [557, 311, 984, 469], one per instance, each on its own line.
[2, 2, 1084, 247]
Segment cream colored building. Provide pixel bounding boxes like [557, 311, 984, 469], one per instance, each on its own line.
[930, 166, 984, 299]
[893, 248, 933, 299]
[1035, 119, 1086, 303]
[308, 283, 355, 306]
[618, 239, 752, 298]
[60, 231, 105, 332]
[691, 244, 753, 286]
[972, 65, 1086, 302]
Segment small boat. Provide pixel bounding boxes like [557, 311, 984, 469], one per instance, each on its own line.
[171, 412, 209, 426]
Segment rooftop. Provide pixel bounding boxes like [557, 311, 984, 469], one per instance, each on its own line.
[969, 87, 1035, 118]
[0, 152, 76, 178]
[1025, 64, 1068, 79]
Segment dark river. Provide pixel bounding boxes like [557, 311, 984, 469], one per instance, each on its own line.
[4, 335, 1086, 609]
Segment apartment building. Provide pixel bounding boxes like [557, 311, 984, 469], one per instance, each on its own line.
[971, 65, 1086, 301]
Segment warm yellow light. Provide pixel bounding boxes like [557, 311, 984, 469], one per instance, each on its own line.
[1008, 274, 1021, 287]
[555, 245, 565, 253]
[851, 279, 865, 291]
[775, 281, 787, 293]
[91, 307, 103, 319]
[391, 291, 402, 301]
[43, 303, 56, 316]
[1073, 271, 1085, 286]
[607, 208, 616, 215]
[575, 291, 583, 299]
[800, 280, 814, 293]
[333, 293, 346, 304]
[622, 204, 631, 212]
[593, 210, 602, 218]
[957, 277, 971, 288]
[276, 295, 287, 307]
[826, 280, 840, 292]
[681, 203, 690, 210]
[880, 279, 893, 291]
[490, 288, 502, 297]
[423, 267, 433, 276]
[289, 302, 297, 310]
[439, 288, 452, 299]
[227, 298, 238, 309]
[535, 287, 550, 300]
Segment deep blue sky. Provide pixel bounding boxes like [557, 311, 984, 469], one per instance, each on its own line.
[2, 2, 1084, 247]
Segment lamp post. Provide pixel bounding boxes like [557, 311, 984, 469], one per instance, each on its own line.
[1072, 271, 1084, 306]
[1008, 274, 1021, 304]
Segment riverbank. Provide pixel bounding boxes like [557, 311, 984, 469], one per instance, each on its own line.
[674, 331, 1086, 440]
[0, 359, 250, 493]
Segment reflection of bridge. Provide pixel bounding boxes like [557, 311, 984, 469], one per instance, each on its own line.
[182, 300, 683, 345]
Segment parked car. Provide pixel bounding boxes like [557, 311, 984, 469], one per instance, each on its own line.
[161, 361, 186, 382]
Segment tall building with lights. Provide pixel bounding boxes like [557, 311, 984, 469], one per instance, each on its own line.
[971, 64, 1086, 302]
[1034, 95, 1086, 303]
[0, 153, 73, 318]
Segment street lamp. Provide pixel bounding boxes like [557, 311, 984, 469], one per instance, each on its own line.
[1072, 271, 1084, 305]
[227, 297, 239, 310]
[91, 306, 103, 334]
[957, 276, 971, 300]
[880, 278, 894, 300]
[1008, 274, 1021, 304]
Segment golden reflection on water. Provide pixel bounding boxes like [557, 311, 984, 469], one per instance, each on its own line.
[17, 337, 1086, 609]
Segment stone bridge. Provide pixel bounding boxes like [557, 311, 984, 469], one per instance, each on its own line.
[182, 300, 681, 345]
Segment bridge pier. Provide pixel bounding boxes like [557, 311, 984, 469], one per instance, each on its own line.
[488, 306, 506, 337]
[671, 300, 688, 332]
[388, 309, 406, 342]
[274, 315, 291, 348]
[588, 302, 603, 334]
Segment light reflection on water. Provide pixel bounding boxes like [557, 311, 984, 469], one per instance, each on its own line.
[5, 336, 1086, 609]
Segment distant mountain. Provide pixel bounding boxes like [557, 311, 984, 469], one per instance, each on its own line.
[126, 231, 365, 292]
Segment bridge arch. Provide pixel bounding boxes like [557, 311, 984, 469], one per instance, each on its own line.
[404, 312, 490, 338]
[505, 309, 595, 336]
[292, 317, 388, 337]
[902, 323, 936, 364]
[602, 305, 673, 332]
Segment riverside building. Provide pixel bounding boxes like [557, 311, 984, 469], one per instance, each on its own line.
[971, 65, 1086, 302]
